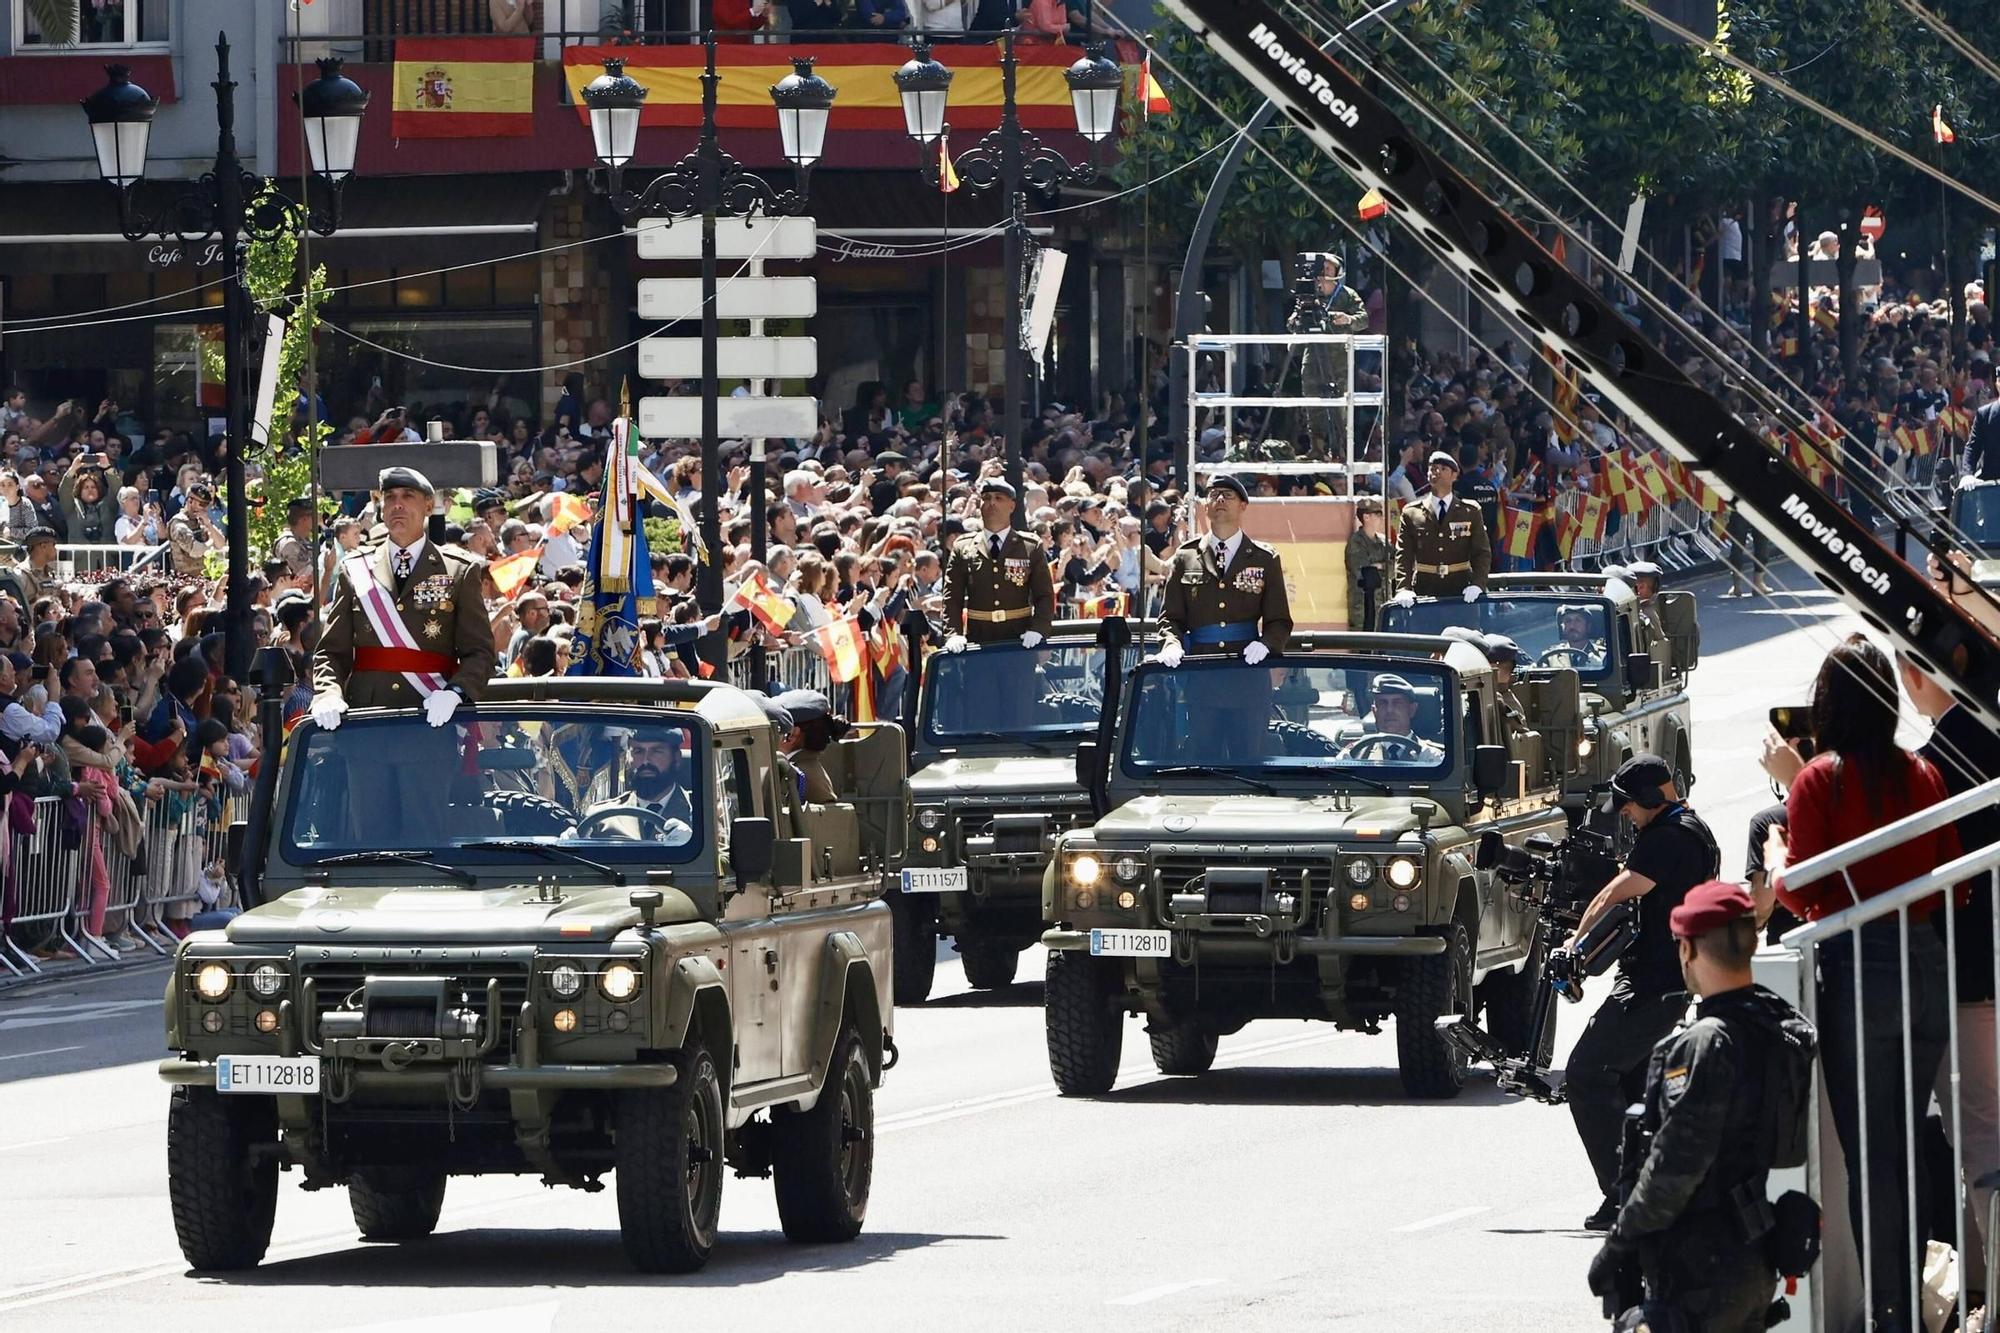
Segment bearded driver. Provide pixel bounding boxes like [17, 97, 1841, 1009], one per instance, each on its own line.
[581, 731, 696, 844]
[1154, 474, 1292, 667]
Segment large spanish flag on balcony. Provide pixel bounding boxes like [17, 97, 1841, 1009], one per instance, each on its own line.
[562, 42, 1100, 133]
[393, 38, 535, 138]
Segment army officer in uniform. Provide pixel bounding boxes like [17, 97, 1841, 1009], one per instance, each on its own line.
[1154, 474, 1293, 667]
[1391, 451, 1492, 604]
[941, 478, 1055, 651]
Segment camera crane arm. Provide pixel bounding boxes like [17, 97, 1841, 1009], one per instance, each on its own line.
[1156, 0, 2000, 724]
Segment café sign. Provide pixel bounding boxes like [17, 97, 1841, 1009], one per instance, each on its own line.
[143, 240, 227, 269]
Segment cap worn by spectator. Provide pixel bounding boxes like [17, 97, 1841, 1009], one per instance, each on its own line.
[1669, 880, 1756, 938]
[1603, 753, 1674, 814]
[1206, 474, 1251, 503]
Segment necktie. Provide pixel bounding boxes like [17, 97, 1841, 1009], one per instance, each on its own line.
[990, 533, 1003, 560]
[394, 547, 414, 582]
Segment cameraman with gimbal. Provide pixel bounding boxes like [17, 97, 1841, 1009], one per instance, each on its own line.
[1566, 754, 1720, 1231]
[1284, 252, 1367, 456]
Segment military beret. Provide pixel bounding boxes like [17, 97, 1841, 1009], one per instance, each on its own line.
[1207, 474, 1251, 502]
[378, 466, 435, 497]
[1371, 672, 1417, 697]
[876, 451, 908, 465]
[1670, 880, 1757, 939]
[1628, 560, 1663, 580]
[1427, 451, 1461, 471]
[1482, 633, 1524, 665]
[775, 688, 831, 726]
[754, 693, 795, 736]
[977, 477, 1017, 499]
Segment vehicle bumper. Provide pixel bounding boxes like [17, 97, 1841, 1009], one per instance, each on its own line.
[159, 1057, 679, 1092]
[1040, 928, 1446, 958]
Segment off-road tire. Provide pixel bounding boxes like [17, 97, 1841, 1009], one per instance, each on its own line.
[349, 1169, 447, 1241]
[483, 788, 573, 837]
[890, 890, 938, 1006]
[959, 941, 1020, 991]
[1395, 916, 1474, 1099]
[166, 1086, 279, 1271]
[1045, 949, 1123, 1096]
[615, 1044, 726, 1273]
[1484, 924, 1554, 1070]
[1148, 1019, 1218, 1076]
[772, 1026, 874, 1244]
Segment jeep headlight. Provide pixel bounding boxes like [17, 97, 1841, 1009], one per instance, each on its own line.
[917, 807, 945, 831]
[1070, 854, 1102, 886]
[1112, 855, 1142, 884]
[547, 963, 584, 1000]
[1578, 734, 1594, 758]
[194, 963, 232, 1002]
[1345, 858, 1376, 887]
[599, 962, 640, 1002]
[248, 963, 287, 999]
[1385, 857, 1420, 890]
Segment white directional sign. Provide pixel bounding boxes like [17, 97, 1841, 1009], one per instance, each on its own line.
[638, 277, 817, 321]
[637, 336, 818, 380]
[638, 395, 819, 440]
[632, 215, 818, 261]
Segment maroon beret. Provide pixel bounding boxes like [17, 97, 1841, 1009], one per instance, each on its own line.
[1669, 880, 1756, 939]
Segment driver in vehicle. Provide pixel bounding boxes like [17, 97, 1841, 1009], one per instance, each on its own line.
[1340, 673, 1445, 763]
[1551, 604, 1607, 669]
[579, 731, 696, 844]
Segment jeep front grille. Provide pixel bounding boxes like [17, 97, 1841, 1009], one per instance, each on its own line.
[953, 806, 1089, 853]
[1153, 856, 1334, 911]
[302, 960, 530, 1054]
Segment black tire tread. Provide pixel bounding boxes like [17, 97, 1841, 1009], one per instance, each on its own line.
[1044, 949, 1123, 1096]
[1148, 1020, 1218, 1076]
[959, 941, 1020, 991]
[615, 1045, 724, 1273]
[166, 1086, 279, 1271]
[350, 1170, 447, 1241]
[1395, 918, 1473, 1100]
[891, 891, 937, 1006]
[772, 1027, 873, 1244]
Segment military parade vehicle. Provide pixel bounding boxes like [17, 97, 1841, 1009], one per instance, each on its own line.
[894, 618, 1137, 1003]
[160, 672, 904, 1274]
[1042, 632, 1573, 1098]
[1380, 572, 1698, 810]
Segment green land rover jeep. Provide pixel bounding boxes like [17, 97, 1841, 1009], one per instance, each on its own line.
[1042, 633, 1573, 1099]
[160, 677, 903, 1274]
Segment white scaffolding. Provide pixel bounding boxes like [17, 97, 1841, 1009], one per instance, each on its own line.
[1183, 332, 1389, 496]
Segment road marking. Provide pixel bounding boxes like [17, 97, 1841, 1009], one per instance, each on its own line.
[1391, 1204, 1490, 1233]
[0, 1045, 82, 1062]
[0, 998, 157, 1033]
[328, 1302, 562, 1333]
[1106, 1278, 1223, 1306]
[0, 1136, 68, 1154]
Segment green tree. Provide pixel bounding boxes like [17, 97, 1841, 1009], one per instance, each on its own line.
[24, 0, 76, 42]
[239, 186, 331, 562]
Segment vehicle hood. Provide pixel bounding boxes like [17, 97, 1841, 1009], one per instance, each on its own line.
[223, 883, 701, 945]
[1086, 795, 1439, 843]
[911, 754, 1087, 802]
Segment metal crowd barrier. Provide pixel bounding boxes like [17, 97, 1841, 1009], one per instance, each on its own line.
[1777, 774, 2000, 1331]
[55, 543, 168, 578]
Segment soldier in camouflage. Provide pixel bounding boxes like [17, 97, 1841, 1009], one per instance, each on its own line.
[1286, 252, 1369, 457]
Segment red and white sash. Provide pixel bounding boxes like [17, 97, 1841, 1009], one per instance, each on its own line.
[341, 550, 447, 699]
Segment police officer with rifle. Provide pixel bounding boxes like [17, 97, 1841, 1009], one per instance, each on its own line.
[1566, 754, 1720, 1232]
[1589, 881, 1819, 1333]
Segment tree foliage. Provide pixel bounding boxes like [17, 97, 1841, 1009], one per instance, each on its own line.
[239, 186, 330, 562]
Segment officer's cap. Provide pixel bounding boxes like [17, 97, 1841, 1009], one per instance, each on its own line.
[1355, 497, 1384, 517]
[1206, 474, 1251, 503]
[1556, 602, 1593, 620]
[22, 526, 56, 548]
[774, 688, 831, 726]
[1482, 633, 1524, 666]
[1603, 753, 1674, 814]
[977, 477, 1017, 499]
[1426, 451, 1460, 472]
[753, 693, 795, 736]
[1371, 672, 1417, 698]
[378, 466, 435, 498]
[1670, 880, 1756, 939]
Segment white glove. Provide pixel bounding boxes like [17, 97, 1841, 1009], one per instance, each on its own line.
[1149, 640, 1185, 669]
[1242, 640, 1270, 666]
[1390, 589, 1417, 608]
[1463, 585, 1484, 603]
[424, 688, 461, 728]
[1019, 630, 1044, 649]
[310, 696, 347, 732]
[943, 633, 969, 654]
[1960, 471, 1981, 492]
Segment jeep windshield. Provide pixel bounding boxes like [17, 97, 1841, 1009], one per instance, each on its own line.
[282, 709, 707, 870]
[1120, 658, 1456, 781]
[1380, 595, 1616, 679]
[921, 640, 1131, 746]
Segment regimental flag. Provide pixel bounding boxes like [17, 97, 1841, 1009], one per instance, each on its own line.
[1140, 54, 1171, 115]
[731, 568, 796, 634]
[1936, 105, 1957, 145]
[491, 546, 543, 598]
[393, 38, 534, 139]
[814, 618, 866, 684]
[566, 419, 656, 677]
[547, 492, 593, 535]
[1498, 504, 1541, 562]
[938, 135, 960, 195]
[1357, 188, 1389, 222]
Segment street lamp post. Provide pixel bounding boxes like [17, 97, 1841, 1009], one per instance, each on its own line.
[895, 35, 1120, 523]
[81, 36, 367, 681]
[583, 34, 835, 682]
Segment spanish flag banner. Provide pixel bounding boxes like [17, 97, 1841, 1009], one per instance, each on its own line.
[1576, 491, 1611, 543]
[1140, 54, 1171, 115]
[1498, 504, 1540, 562]
[730, 568, 796, 634]
[1935, 105, 1956, 145]
[1894, 422, 1934, 459]
[869, 618, 905, 679]
[814, 618, 866, 684]
[1357, 188, 1389, 222]
[393, 38, 534, 139]
[939, 135, 960, 195]
[1942, 406, 1974, 439]
[1603, 456, 1646, 521]
[491, 547, 542, 598]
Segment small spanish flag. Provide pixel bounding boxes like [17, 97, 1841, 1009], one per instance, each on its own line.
[1357, 188, 1389, 221]
[813, 618, 866, 684]
[1141, 55, 1171, 115]
[546, 492, 593, 535]
[1498, 504, 1540, 561]
[1935, 105, 1956, 145]
[730, 567, 796, 634]
[491, 547, 542, 598]
[869, 618, 905, 678]
[939, 135, 960, 195]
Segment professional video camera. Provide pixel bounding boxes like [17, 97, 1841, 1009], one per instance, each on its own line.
[1436, 815, 1631, 1104]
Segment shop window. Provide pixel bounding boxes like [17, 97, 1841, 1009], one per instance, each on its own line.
[338, 317, 534, 424]
[338, 268, 395, 310]
[492, 259, 536, 306]
[20, 0, 169, 46]
[443, 267, 492, 307]
[395, 273, 444, 309]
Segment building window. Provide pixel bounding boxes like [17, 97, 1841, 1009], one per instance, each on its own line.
[20, 0, 170, 47]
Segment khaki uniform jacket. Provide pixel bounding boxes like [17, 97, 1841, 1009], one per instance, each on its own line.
[273, 530, 313, 579]
[1394, 494, 1492, 597]
[1161, 533, 1293, 656]
[581, 787, 696, 843]
[1343, 528, 1393, 629]
[168, 511, 219, 577]
[943, 527, 1055, 644]
[313, 540, 497, 709]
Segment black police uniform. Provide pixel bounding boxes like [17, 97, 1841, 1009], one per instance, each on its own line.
[1568, 799, 1720, 1210]
[1605, 984, 1817, 1333]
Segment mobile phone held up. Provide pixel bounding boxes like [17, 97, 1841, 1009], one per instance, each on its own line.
[1769, 705, 1818, 760]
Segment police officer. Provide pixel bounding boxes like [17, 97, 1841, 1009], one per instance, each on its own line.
[1344, 496, 1392, 629]
[941, 478, 1054, 652]
[1565, 753, 1720, 1230]
[1286, 252, 1369, 456]
[1154, 474, 1293, 667]
[1589, 881, 1818, 1333]
[1390, 451, 1492, 604]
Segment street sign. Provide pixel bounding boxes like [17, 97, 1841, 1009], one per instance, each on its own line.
[318, 442, 500, 493]
[638, 276, 817, 321]
[638, 336, 818, 380]
[638, 396, 819, 440]
[632, 216, 818, 261]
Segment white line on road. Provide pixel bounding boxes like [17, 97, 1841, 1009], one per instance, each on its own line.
[0, 1136, 68, 1154]
[0, 1045, 82, 1062]
[1391, 1205, 1491, 1233]
[1106, 1278, 1223, 1306]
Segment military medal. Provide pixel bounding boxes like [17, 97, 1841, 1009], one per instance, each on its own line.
[1004, 556, 1030, 587]
[1235, 567, 1266, 593]
[424, 617, 444, 641]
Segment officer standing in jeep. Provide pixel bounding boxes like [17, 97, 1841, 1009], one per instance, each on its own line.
[1153, 474, 1292, 668]
[1389, 452, 1491, 603]
[1589, 881, 1818, 1333]
[941, 478, 1054, 652]
[1565, 754, 1721, 1231]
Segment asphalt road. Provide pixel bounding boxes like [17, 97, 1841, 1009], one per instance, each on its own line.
[0, 563, 1867, 1332]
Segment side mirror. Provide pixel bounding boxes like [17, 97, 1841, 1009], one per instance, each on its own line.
[1472, 743, 1509, 796]
[731, 817, 776, 885]
[1474, 828, 1504, 870]
[1074, 739, 1100, 795]
[1625, 652, 1652, 692]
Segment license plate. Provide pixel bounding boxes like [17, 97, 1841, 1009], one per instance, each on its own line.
[902, 867, 968, 893]
[1089, 928, 1172, 957]
[216, 1055, 322, 1095]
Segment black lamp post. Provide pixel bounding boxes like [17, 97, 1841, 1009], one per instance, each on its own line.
[82, 36, 367, 681]
[895, 35, 1120, 522]
[583, 33, 836, 683]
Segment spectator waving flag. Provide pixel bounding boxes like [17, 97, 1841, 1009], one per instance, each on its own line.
[491, 546, 543, 598]
[546, 492, 593, 535]
[567, 418, 654, 677]
[731, 568, 796, 633]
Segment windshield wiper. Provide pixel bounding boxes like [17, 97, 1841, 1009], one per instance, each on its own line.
[947, 730, 1057, 754]
[309, 850, 477, 885]
[1328, 766, 1394, 794]
[463, 838, 626, 885]
[1148, 764, 1278, 796]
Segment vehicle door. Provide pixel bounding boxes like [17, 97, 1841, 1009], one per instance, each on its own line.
[717, 744, 784, 1086]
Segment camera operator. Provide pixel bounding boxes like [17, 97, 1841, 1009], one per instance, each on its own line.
[1285, 252, 1368, 456]
[1588, 882, 1817, 1333]
[1566, 753, 1720, 1231]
